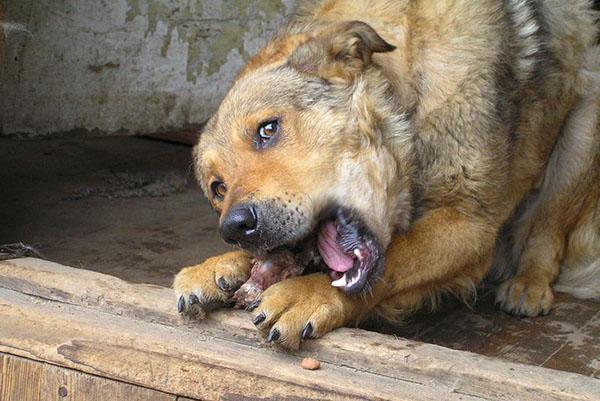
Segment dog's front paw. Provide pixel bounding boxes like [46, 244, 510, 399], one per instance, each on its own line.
[250, 273, 356, 349]
[174, 251, 253, 318]
[496, 275, 554, 317]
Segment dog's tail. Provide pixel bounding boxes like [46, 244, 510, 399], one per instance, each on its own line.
[555, 259, 600, 299]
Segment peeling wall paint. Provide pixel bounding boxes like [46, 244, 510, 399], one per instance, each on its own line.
[1, 0, 296, 136]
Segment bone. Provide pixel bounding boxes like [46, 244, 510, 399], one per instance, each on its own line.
[232, 250, 310, 308]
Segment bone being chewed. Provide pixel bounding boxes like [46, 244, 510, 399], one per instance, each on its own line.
[232, 249, 315, 308]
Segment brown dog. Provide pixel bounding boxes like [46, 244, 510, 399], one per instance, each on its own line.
[174, 0, 600, 349]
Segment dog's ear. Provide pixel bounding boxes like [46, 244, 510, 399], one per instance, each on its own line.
[330, 21, 396, 65]
[289, 21, 395, 81]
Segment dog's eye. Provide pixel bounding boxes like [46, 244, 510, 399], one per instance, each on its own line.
[256, 120, 279, 146]
[210, 181, 227, 200]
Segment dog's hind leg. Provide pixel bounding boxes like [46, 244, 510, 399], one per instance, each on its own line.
[496, 94, 600, 316]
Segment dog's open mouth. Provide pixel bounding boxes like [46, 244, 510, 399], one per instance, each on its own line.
[232, 207, 384, 308]
[316, 208, 384, 294]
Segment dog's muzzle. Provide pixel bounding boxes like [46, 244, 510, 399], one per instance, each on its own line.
[219, 201, 305, 252]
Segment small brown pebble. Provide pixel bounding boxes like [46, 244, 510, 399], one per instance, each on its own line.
[301, 357, 321, 370]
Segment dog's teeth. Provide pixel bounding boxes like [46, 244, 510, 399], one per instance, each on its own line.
[353, 249, 362, 260]
[331, 274, 348, 288]
[346, 272, 360, 287]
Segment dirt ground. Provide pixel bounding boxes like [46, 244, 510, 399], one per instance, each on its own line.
[1, 136, 597, 378]
[0, 136, 230, 286]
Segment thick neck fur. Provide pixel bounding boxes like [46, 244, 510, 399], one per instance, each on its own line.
[283, 1, 419, 243]
[339, 67, 416, 246]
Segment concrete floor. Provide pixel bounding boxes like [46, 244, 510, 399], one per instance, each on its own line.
[1, 136, 598, 378]
[0, 136, 230, 286]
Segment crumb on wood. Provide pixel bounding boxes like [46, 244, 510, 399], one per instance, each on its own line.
[301, 357, 321, 370]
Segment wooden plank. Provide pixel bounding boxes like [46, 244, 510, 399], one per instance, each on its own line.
[403, 290, 600, 377]
[541, 308, 600, 378]
[0, 257, 180, 326]
[0, 288, 461, 401]
[0, 353, 176, 401]
[1, 351, 44, 401]
[1, 258, 599, 400]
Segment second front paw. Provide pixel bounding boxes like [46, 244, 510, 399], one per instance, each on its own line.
[251, 273, 357, 349]
[174, 251, 253, 318]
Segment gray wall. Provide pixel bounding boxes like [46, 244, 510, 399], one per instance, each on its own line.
[1, 0, 295, 136]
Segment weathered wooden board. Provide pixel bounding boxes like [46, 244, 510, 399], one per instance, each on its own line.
[0, 353, 177, 401]
[1, 353, 43, 401]
[0, 258, 599, 401]
[0, 288, 459, 401]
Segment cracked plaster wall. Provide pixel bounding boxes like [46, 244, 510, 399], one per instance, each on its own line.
[0, 0, 295, 136]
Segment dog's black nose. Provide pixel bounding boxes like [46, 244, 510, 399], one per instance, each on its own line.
[220, 204, 259, 246]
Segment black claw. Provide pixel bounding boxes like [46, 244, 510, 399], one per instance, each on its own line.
[301, 322, 313, 340]
[217, 277, 230, 292]
[246, 299, 261, 312]
[267, 328, 280, 342]
[177, 296, 185, 313]
[252, 312, 266, 325]
[189, 293, 199, 306]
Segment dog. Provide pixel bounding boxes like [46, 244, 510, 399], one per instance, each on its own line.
[174, 0, 600, 349]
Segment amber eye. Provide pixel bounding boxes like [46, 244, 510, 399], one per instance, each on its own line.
[210, 181, 227, 200]
[256, 120, 279, 145]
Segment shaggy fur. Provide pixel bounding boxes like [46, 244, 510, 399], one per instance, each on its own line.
[174, 0, 599, 349]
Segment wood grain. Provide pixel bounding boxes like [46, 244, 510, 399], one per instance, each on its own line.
[0, 353, 176, 401]
[0, 288, 456, 401]
[1, 258, 599, 400]
[1, 352, 43, 401]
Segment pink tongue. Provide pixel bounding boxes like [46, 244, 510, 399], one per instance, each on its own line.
[318, 222, 354, 272]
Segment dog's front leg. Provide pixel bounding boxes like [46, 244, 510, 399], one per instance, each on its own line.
[174, 251, 253, 318]
[374, 207, 497, 315]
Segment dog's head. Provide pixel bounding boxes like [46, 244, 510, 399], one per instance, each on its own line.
[195, 21, 415, 293]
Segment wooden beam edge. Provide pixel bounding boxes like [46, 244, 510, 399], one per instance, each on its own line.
[0, 288, 469, 401]
[0, 258, 598, 401]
